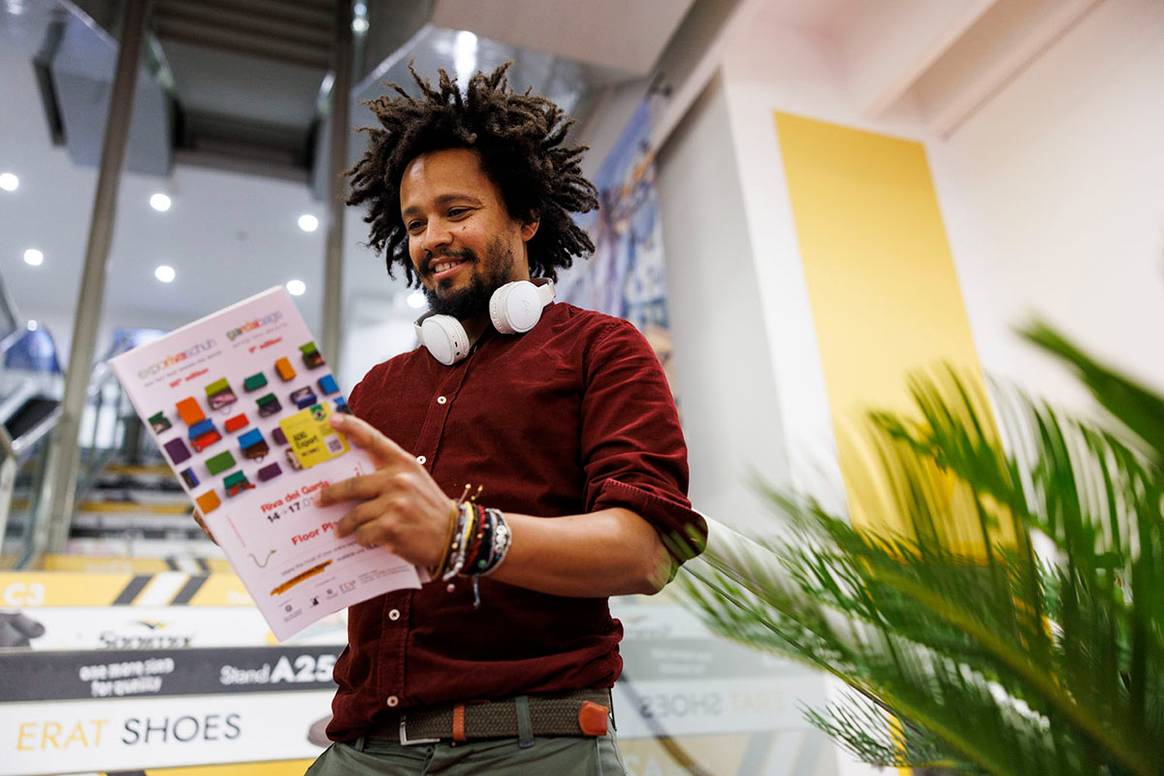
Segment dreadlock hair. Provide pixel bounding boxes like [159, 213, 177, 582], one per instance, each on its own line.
[346, 62, 599, 286]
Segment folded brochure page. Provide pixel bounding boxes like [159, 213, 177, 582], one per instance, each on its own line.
[110, 286, 421, 640]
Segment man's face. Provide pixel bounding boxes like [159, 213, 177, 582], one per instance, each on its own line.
[399, 147, 537, 318]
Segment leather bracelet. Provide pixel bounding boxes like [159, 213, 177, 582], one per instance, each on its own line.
[429, 500, 459, 578]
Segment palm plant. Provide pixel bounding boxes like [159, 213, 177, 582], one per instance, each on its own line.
[680, 322, 1164, 775]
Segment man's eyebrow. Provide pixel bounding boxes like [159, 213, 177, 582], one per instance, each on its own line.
[401, 193, 482, 217]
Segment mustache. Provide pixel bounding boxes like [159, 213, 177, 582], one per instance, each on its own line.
[423, 248, 475, 274]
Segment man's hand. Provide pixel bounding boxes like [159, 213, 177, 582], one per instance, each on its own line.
[318, 413, 454, 568]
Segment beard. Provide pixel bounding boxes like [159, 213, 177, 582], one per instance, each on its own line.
[422, 237, 516, 319]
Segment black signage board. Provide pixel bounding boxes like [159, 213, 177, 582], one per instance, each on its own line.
[0, 645, 342, 702]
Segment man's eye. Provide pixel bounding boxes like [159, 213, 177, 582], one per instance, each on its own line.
[448, 208, 469, 218]
[406, 221, 424, 231]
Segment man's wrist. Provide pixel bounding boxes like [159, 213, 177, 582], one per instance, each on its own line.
[432, 501, 513, 608]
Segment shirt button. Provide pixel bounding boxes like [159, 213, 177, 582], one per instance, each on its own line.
[386, 695, 399, 707]
[388, 608, 401, 621]
[436, 395, 447, 405]
[416, 455, 426, 465]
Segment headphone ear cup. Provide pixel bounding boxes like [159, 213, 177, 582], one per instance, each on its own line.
[489, 282, 518, 334]
[502, 282, 545, 333]
[490, 281, 546, 335]
[419, 315, 470, 365]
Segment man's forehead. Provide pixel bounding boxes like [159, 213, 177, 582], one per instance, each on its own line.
[402, 147, 482, 182]
[400, 148, 490, 208]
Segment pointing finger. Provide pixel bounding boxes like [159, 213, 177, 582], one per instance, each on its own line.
[330, 413, 415, 468]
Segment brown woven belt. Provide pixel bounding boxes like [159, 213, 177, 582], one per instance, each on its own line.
[369, 689, 612, 745]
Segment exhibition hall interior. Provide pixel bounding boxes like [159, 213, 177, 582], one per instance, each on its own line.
[1, 0, 1162, 774]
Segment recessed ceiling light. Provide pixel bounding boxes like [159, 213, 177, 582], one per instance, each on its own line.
[149, 193, 172, 212]
[406, 290, 426, 309]
[352, 17, 369, 33]
[297, 214, 319, 233]
[23, 248, 43, 266]
[155, 264, 176, 283]
[0, 172, 18, 191]
[286, 279, 306, 296]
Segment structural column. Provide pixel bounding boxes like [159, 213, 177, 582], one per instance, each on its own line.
[33, 0, 152, 558]
[320, 0, 354, 368]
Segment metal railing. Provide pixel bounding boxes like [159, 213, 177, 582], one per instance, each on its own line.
[0, 282, 154, 568]
[11, 345, 150, 569]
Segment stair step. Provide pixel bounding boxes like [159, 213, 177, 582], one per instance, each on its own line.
[76, 499, 190, 515]
[102, 463, 175, 477]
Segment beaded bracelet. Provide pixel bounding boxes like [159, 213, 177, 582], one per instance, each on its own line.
[466, 508, 512, 608]
[433, 484, 513, 608]
[479, 508, 511, 577]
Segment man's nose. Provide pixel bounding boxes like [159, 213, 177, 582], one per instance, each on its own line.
[421, 222, 453, 254]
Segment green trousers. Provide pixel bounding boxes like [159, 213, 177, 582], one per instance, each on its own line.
[305, 732, 628, 775]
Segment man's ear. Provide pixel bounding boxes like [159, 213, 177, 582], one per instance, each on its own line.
[521, 216, 540, 242]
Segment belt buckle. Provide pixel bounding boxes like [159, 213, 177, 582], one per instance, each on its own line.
[399, 716, 440, 746]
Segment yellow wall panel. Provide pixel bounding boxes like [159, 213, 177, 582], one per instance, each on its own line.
[775, 112, 992, 539]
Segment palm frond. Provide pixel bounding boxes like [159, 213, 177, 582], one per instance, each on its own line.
[680, 323, 1164, 775]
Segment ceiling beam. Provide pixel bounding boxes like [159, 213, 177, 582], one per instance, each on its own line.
[431, 0, 694, 76]
[911, 0, 1104, 138]
[154, 0, 334, 49]
[168, 0, 335, 30]
[154, 17, 331, 70]
[844, 0, 1001, 119]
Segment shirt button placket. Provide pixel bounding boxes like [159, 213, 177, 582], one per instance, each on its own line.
[416, 397, 448, 469]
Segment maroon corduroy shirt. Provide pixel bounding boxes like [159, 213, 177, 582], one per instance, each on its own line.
[326, 301, 707, 741]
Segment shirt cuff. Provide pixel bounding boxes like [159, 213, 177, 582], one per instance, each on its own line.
[592, 478, 708, 565]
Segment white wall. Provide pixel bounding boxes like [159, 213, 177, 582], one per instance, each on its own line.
[704, 0, 1164, 489]
[655, 73, 791, 535]
[931, 0, 1164, 410]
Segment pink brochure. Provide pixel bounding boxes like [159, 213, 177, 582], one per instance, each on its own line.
[110, 286, 421, 640]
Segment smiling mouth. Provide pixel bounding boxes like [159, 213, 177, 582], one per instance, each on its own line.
[429, 257, 469, 281]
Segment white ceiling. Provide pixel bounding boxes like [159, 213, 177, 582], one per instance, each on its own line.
[0, 33, 334, 334]
[0, 0, 694, 357]
[0, 0, 1090, 362]
[0, 0, 408, 348]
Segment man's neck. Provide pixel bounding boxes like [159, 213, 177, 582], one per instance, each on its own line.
[461, 314, 491, 344]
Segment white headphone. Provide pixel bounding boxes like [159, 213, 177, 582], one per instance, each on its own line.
[413, 278, 556, 366]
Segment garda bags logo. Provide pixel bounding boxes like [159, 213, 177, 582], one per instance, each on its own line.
[225, 310, 283, 342]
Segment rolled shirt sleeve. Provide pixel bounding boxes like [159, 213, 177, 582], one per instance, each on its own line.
[580, 320, 707, 563]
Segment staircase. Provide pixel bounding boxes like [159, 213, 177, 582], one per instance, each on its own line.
[0, 285, 216, 571]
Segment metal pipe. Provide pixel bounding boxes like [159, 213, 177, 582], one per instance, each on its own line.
[320, 0, 353, 370]
[31, 0, 152, 560]
[0, 424, 16, 558]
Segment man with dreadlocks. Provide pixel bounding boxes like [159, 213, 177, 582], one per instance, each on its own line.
[304, 63, 706, 774]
